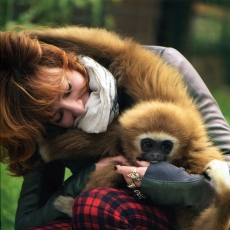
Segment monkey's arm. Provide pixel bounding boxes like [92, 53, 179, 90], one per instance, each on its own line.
[140, 162, 215, 212]
[39, 120, 122, 162]
[28, 26, 127, 67]
[29, 26, 187, 104]
[155, 46, 230, 154]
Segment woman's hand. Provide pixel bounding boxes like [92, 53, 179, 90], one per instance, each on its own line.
[114, 160, 150, 188]
[95, 155, 131, 170]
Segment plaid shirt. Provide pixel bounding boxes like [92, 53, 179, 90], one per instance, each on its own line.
[29, 188, 175, 230]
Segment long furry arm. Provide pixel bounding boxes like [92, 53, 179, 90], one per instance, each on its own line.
[27, 26, 127, 66]
[28, 26, 191, 105]
[38, 120, 122, 162]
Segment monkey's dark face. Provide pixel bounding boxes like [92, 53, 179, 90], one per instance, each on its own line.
[133, 133, 180, 163]
[119, 100, 202, 164]
[140, 138, 173, 162]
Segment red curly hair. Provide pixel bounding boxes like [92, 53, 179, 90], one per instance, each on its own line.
[0, 29, 88, 176]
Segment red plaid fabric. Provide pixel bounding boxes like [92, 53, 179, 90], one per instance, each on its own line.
[29, 188, 175, 230]
[73, 188, 176, 230]
[28, 219, 72, 230]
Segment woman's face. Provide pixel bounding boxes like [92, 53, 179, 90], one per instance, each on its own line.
[50, 69, 90, 128]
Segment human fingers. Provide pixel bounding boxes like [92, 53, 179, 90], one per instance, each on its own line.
[95, 155, 131, 169]
[115, 165, 148, 187]
[135, 159, 150, 167]
[110, 155, 132, 165]
[104, 155, 132, 166]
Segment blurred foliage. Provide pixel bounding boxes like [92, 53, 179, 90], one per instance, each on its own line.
[185, 2, 230, 88]
[0, 0, 121, 30]
[189, 2, 230, 54]
[0, 164, 72, 229]
[212, 89, 230, 124]
[1, 164, 22, 229]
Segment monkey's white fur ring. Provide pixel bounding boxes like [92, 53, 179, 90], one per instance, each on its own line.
[127, 167, 142, 181]
[127, 181, 137, 189]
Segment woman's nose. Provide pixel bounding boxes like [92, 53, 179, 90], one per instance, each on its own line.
[62, 98, 86, 116]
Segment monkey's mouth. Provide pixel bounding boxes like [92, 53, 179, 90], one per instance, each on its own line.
[137, 157, 160, 163]
[141, 153, 166, 163]
[150, 160, 160, 163]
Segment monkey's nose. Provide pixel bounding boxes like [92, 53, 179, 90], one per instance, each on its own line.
[151, 153, 159, 159]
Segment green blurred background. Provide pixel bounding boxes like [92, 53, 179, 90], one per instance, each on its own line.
[1, 0, 230, 229]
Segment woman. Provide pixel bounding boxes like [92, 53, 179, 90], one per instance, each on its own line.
[1, 27, 230, 230]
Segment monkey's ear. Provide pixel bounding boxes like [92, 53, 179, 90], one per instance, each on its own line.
[36, 138, 51, 162]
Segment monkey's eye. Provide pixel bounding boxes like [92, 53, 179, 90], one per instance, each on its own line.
[141, 138, 155, 152]
[161, 140, 173, 153]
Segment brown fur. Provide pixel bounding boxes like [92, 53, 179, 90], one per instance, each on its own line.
[30, 26, 230, 230]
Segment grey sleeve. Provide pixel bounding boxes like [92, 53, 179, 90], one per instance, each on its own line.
[146, 46, 230, 154]
[140, 162, 215, 212]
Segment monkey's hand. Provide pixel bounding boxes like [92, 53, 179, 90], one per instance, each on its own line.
[204, 160, 230, 206]
[54, 196, 74, 217]
[38, 120, 122, 162]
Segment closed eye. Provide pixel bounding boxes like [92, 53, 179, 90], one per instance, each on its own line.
[63, 82, 72, 98]
[55, 110, 63, 123]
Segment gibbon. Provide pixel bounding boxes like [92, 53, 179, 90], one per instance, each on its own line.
[30, 26, 230, 230]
